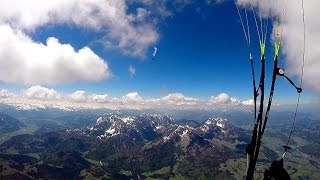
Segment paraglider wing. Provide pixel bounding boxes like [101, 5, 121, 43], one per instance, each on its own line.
[152, 47, 158, 60]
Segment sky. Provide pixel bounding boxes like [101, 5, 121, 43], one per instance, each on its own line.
[0, 0, 319, 110]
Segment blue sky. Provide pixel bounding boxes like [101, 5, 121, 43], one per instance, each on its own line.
[0, 0, 318, 109]
[29, 2, 299, 98]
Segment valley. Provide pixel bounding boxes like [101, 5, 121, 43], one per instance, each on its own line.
[0, 108, 319, 179]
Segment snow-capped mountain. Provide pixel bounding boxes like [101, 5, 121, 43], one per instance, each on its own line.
[79, 113, 173, 141]
[196, 118, 239, 141]
[70, 113, 247, 146]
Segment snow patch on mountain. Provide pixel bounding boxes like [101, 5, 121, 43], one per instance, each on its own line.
[96, 117, 105, 125]
[182, 129, 189, 137]
[201, 118, 227, 132]
[106, 128, 115, 135]
[216, 120, 225, 128]
[121, 117, 134, 124]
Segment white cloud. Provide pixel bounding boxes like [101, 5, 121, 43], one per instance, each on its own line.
[21, 86, 112, 104]
[0, 89, 14, 98]
[160, 93, 199, 106]
[122, 92, 144, 104]
[0, 0, 158, 56]
[207, 93, 241, 105]
[242, 99, 254, 106]
[70, 91, 87, 102]
[91, 94, 109, 103]
[129, 65, 136, 78]
[237, 0, 320, 94]
[0, 25, 111, 85]
[23, 85, 60, 100]
[0, 86, 254, 110]
[0, 0, 166, 86]
[133, 0, 193, 18]
[0, 0, 228, 87]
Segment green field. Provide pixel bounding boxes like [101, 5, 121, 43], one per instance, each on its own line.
[0, 123, 38, 145]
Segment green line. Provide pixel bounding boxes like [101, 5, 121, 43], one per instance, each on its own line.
[260, 41, 266, 56]
[275, 43, 280, 56]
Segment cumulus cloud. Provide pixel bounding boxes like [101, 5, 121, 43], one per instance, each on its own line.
[23, 85, 61, 100]
[0, 25, 111, 85]
[122, 92, 144, 104]
[132, 0, 193, 18]
[160, 93, 199, 106]
[0, 89, 14, 98]
[129, 65, 136, 78]
[91, 94, 109, 103]
[0, 0, 158, 56]
[0, 0, 227, 87]
[0, 0, 171, 85]
[70, 91, 87, 102]
[0, 86, 254, 110]
[237, 0, 320, 94]
[207, 93, 241, 105]
[242, 99, 254, 106]
[20, 86, 112, 104]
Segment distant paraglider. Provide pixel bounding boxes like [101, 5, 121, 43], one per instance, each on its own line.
[152, 47, 158, 60]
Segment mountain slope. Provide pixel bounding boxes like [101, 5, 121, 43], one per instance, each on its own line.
[0, 113, 25, 135]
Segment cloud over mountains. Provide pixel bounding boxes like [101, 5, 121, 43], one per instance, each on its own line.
[0, 86, 253, 110]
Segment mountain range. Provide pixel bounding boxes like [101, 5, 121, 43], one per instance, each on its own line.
[0, 110, 319, 179]
[0, 113, 251, 179]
